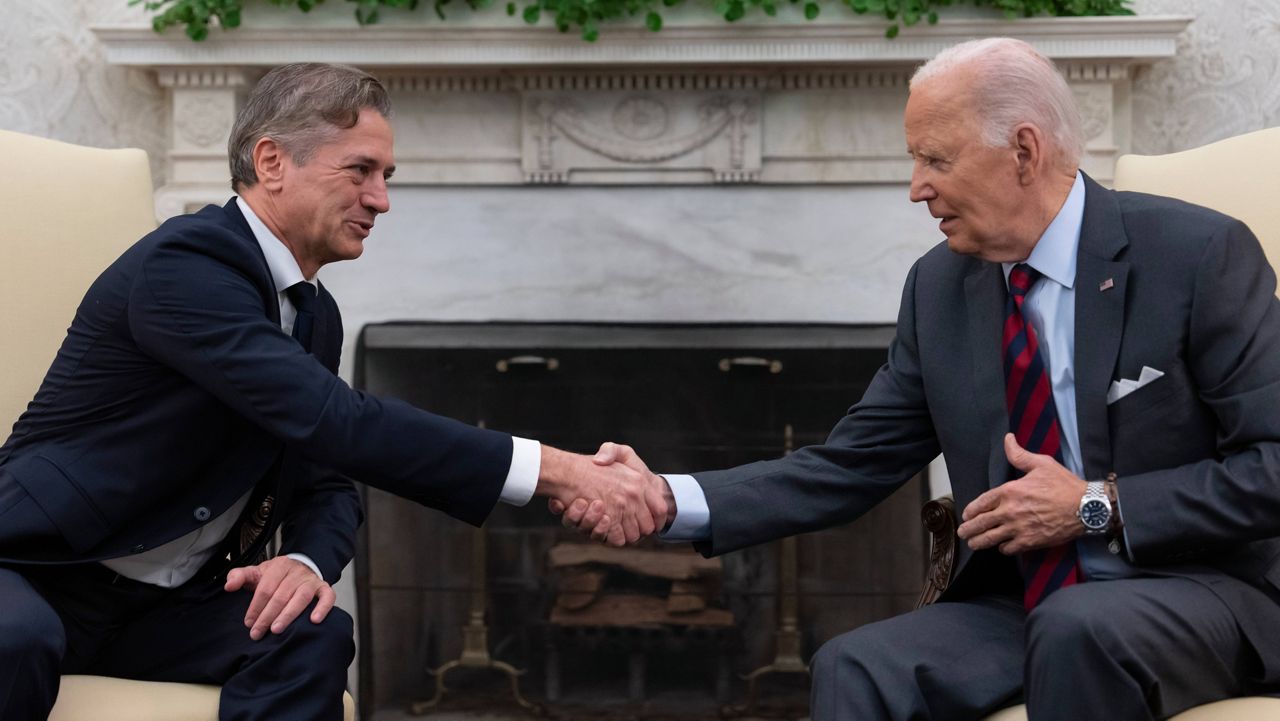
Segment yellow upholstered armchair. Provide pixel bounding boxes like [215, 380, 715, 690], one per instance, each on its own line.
[0, 130, 354, 721]
[918, 127, 1280, 721]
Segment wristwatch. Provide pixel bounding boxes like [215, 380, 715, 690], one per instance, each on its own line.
[1078, 480, 1113, 535]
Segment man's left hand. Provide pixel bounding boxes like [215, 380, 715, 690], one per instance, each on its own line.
[224, 556, 335, 641]
[957, 433, 1085, 554]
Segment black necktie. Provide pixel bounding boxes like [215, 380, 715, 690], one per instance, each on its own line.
[285, 282, 317, 352]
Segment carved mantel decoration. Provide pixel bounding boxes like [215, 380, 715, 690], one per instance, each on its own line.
[92, 14, 1190, 221]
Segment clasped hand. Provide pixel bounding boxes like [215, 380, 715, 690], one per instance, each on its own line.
[956, 433, 1087, 554]
[546, 443, 670, 546]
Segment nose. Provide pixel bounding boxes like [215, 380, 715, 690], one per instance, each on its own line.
[909, 163, 935, 204]
[363, 176, 391, 214]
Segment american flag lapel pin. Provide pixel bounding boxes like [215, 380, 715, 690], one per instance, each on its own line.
[1099, 278, 1115, 292]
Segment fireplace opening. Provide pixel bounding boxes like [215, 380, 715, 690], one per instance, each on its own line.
[353, 322, 928, 720]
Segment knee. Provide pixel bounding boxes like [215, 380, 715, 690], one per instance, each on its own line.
[811, 626, 896, 694]
[279, 605, 354, 664]
[1026, 587, 1117, 658]
[0, 603, 65, 671]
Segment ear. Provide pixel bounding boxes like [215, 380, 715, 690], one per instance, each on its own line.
[1011, 123, 1044, 186]
[251, 137, 288, 192]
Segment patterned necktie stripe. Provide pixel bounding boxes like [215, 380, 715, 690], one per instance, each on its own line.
[1003, 263, 1079, 610]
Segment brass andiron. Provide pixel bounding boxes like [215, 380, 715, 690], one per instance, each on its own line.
[409, 421, 540, 716]
[725, 424, 809, 716]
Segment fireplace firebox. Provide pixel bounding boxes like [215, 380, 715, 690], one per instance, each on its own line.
[353, 322, 928, 719]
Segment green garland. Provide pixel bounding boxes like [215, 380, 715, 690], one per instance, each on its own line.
[130, 0, 1133, 43]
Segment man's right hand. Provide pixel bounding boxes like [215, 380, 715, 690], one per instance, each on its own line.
[547, 442, 675, 544]
[537, 444, 668, 546]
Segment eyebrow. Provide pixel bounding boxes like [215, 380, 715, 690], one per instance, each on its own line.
[345, 154, 396, 178]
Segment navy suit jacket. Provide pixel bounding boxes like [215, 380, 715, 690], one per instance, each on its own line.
[0, 200, 512, 582]
[691, 175, 1280, 681]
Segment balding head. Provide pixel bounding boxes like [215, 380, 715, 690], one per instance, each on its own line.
[911, 37, 1084, 172]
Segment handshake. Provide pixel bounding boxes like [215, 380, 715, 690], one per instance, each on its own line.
[539, 443, 671, 546]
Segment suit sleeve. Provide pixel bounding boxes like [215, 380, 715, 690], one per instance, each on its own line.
[127, 228, 510, 526]
[279, 465, 363, 584]
[1118, 219, 1280, 562]
[692, 260, 941, 556]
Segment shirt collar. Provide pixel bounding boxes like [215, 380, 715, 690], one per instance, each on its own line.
[235, 195, 313, 294]
[1002, 170, 1085, 290]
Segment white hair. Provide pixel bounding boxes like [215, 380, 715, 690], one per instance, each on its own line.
[910, 37, 1084, 168]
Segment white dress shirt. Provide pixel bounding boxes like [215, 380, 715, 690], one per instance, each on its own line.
[103, 197, 541, 587]
[661, 173, 1133, 579]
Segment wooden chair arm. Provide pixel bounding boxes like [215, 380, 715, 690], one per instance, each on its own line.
[916, 494, 957, 609]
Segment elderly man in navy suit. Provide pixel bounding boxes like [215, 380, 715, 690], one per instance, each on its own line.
[0, 62, 666, 721]
[562, 38, 1280, 720]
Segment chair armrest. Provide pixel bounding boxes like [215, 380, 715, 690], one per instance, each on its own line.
[916, 494, 957, 609]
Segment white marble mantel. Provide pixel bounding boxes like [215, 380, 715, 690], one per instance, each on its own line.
[94, 13, 1190, 217]
[93, 12, 1190, 334]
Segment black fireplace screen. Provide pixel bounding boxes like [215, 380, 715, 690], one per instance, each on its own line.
[353, 322, 928, 719]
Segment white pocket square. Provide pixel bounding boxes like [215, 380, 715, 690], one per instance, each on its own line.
[1106, 366, 1165, 405]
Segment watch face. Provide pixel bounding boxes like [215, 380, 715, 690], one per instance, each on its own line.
[1081, 499, 1111, 530]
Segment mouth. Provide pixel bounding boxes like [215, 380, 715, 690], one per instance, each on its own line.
[936, 215, 957, 234]
[347, 220, 373, 238]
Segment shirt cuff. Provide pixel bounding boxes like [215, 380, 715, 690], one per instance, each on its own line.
[285, 553, 322, 580]
[499, 436, 540, 506]
[658, 474, 711, 542]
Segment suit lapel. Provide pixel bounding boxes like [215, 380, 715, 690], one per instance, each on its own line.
[1073, 174, 1130, 478]
[222, 199, 282, 326]
[965, 261, 1014, 490]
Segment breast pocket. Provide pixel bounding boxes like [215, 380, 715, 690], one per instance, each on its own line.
[1107, 362, 1212, 472]
[1108, 362, 1191, 430]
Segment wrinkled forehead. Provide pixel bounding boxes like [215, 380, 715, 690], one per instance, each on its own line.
[905, 73, 979, 143]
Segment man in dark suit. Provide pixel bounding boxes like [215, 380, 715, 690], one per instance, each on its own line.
[0, 63, 665, 720]
[563, 38, 1280, 719]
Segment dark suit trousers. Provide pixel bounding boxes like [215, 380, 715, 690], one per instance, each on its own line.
[0, 561, 353, 721]
[810, 576, 1260, 721]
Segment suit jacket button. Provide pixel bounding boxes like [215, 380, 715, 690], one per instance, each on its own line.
[193, 506, 212, 522]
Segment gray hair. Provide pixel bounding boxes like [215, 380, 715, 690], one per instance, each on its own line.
[228, 63, 392, 191]
[911, 38, 1084, 168]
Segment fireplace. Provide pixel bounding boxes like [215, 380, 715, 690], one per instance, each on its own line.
[353, 322, 928, 719]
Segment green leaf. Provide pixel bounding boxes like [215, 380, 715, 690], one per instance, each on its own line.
[725, 0, 745, 20]
[186, 22, 209, 40]
[927, 9, 937, 23]
[523, 4, 541, 22]
[507, 1, 516, 13]
[645, 10, 662, 30]
[582, 19, 599, 40]
[803, 2, 819, 19]
[762, 1, 776, 15]
[885, 22, 899, 37]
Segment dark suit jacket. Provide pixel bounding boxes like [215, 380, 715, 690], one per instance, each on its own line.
[0, 200, 512, 582]
[691, 175, 1280, 681]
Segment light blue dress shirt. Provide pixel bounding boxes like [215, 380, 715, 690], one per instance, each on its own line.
[662, 173, 1132, 580]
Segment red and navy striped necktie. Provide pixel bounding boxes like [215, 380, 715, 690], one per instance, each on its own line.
[1004, 263, 1079, 610]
